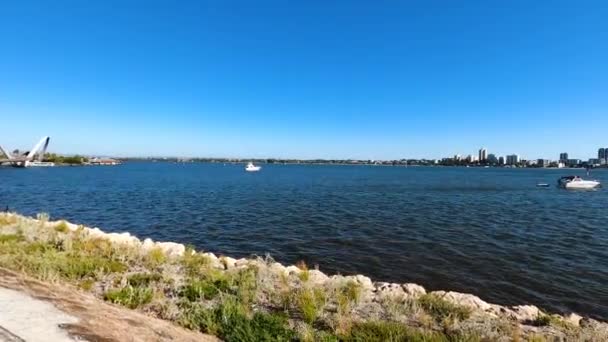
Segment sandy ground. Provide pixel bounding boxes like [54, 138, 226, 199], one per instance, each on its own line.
[0, 268, 218, 342]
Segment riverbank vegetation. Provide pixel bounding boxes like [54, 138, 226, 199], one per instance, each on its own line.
[43, 153, 88, 165]
[0, 213, 606, 341]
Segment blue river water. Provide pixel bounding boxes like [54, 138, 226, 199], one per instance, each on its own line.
[1, 162, 607, 319]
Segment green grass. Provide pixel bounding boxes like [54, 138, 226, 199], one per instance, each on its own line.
[54, 221, 70, 233]
[180, 267, 257, 304]
[179, 298, 294, 342]
[146, 247, 167, 268]
[340, 281, 362, 304]
[343, 321, 430, 341]
[0, 234, 23, 243]
[297, 287, 327, 324]
[418, 294, 471, 322]
[127, 272, 163, 287]
[79, 278, 95, 291]
[296, 260, 310, 282]
[71, 237, 115, 259]
[104, 286, 154, 309]
[181, 278, 229, 301]
[0, 232, 126, 282]
[527, 335, 547, 342]
[0, 215, 18, 226]
[59, 255, 126, 279]
[181, 251, 213, 277]
[232, 268, 258, 305]
[531, 314, 552, 327]
[530, 313, 576, 331]
[342, 321, 481, 342]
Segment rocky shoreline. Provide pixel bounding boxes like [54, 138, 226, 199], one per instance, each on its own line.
[0, 212, 606, 341]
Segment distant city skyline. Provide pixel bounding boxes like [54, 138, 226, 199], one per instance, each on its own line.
[3, 139, 607, 166]
[1, 1, 607, 159]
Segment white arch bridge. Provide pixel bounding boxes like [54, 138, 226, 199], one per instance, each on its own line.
[0, 137, 54, 167]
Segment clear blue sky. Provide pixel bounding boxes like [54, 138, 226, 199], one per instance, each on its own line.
[1, 1, 606, 160]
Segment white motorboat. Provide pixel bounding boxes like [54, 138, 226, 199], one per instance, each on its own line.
[24, 161, 55, 167]
[245, 162, 261, 172]
[558, 176, 601, 189]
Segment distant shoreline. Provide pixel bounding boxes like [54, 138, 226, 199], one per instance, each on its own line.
[116, 158, 607, 170]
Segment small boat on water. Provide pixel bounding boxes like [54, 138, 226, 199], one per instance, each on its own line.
[245, 162, 261, 172]
[536, 183, 550, 188]
[24, 161, 55, 167]
[558, 176, 601, 189]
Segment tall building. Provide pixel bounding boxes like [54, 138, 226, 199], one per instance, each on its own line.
[487, 154, 498, 164]
[506, 154, 520, 165]
[599, 148, 607, 164]
[537, 159, 550, 168]
[498, 156, 505, 165]
[478, 148, 487, 162]
[567, 159, 581, 167]
[559, 153, 568, 162]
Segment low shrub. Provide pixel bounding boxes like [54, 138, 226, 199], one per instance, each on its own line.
[146, 247, 167, 268]
[127, 272, 163, 287]
[297, 287, 327, 324]
[232, 268, 258, 305]
[79, 278, 95, 291]
[296, 260, 310, 282]
[0, 215, 18, 226]
[0, 234, 23, 243]
[418, 294, 471, 321]
[104, 286, 153, 309]
[344, 321, 422, 341]
[179, 299, 294, 342]
[530, 313, 575, 330]
[181, 278, 228, 301]
[182, 252, 213, 277]
[60, 256, 126, 279]
[341, 321, 479, 342]
[54, 221, 70, 233]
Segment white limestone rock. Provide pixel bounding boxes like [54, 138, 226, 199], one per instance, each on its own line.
[142, 238, 156, 250]
[565, 313, 583, 327]
[375, 282, 406, 299]
[156, 242, 186, 257]
[307, 270, 329, 285]
[511, 305, 541, 322]
[402, 283, 426, 298]
[285, 265, 302, 275]
[269, 262, 287, 275]
[85, 227, 107, 239]
[200, 252, 223, 268]
[235, 258, 252, 269]
[106, 232, 141, 246]
[354, 275, 374, 290]
[221, 256, 237, 270]
[201, 252, 218, 260]
[431, 291, 493, 312]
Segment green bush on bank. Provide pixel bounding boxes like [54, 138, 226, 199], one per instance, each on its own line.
[179, 298, 295, 342]
[43, 153, 88, 165]
[104, 286, 154, 309]
[127, 272, 163, 287]
[418, 293, 472, 322]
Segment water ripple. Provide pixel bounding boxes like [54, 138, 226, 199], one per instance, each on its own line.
[1, 163, 607, 320]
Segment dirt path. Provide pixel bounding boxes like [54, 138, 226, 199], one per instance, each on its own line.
[0, 268, 218, 342]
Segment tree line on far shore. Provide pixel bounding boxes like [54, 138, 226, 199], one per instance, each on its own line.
[43, 153, 89, 165]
